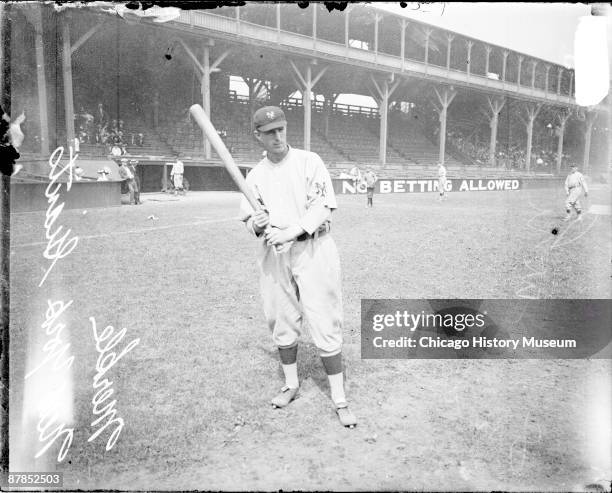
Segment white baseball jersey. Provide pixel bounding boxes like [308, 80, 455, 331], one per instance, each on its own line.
[564, 171, 588, 194]
[239, 147, 336, 233]
[438, 165, 447, 178]
[171, 160, 184, 176]
[363, 171, 377, 188]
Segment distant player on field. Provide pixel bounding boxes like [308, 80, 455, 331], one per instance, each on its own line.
[437, 162, 447, 201]
[171, 158, 185, 196]
[349, 165, 362, 189]
[563, 164, 588, 221]
[363, 167, 377, 208]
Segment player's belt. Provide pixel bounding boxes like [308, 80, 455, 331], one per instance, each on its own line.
[296, 222, 330, 242]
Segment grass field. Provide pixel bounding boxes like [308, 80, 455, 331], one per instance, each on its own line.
[9, 184, 612, 491]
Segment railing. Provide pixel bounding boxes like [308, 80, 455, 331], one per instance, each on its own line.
[227, 91, 380, 118]
[171, 11, 582, 108]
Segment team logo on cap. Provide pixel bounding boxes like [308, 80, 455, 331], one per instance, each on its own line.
[266, 111, 275, 119]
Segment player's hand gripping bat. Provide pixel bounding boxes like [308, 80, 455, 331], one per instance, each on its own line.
[189, 104, 288, 252]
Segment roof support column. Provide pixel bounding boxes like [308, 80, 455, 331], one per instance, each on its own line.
[583, 111, 595, 172]
[400, 19, 406, 71]
[424, 28, 432, 66]
[557, 68, 563, 95]
[544, 64, 551, 95]
[433, 86, 457, 165]
[485, 45, 491, 75]
[33, 6, 49, 155]
[466, 40, 473, 80]
[370, 74, 401, 166]
[276, 4, 280, 35]
[555, 109, 571, 174]
[312, 3, 317, 50]
[174, 38, 229, 159]
[517, 55, 523, 88]
[569, 71, 574, 98]
[502, 50, 509, 81]
[344, 7, 349, 55]
[290, 60, 327, 152]
[446, 34, 454, 71]
[518, 102, 542, 171]
[486, 97, 505, 166]
[201, 40, 212, 159]
[374, 13, 380, 63]
[531, 60, 537, 89]
[61, 16, 75, 149]
[153, 91, 159, 130]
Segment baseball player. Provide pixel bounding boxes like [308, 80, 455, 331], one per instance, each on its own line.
[239, 106, 357, 428]
[563, 164, 589, 221]
[171, 158, 185, 195]
[437, 162, 448, 201]
[348, 165, 362, 189]
[363, 167, 377, 208]
[117, 159, 136, 205]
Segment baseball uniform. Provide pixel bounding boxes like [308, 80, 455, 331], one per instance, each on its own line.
[349, 166, 362, 188]
[118, 162, 136, 204]
[238, 105, 356, 427]
[363, 170, 377, 207]
[564, 168, 588, 220]
[171, 159, 184, 194]
[239, 147, 343, 355]
[437, 164, 447, 200]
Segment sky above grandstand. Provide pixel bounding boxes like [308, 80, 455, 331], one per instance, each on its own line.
[375, 2, 592, 68]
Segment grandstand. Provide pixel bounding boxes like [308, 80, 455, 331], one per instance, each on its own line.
[7, 2, 610, 201]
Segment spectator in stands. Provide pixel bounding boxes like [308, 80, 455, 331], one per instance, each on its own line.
[170, 158, 185, 196]
[117, 159, 136, 204]
[118, 119, 125, 132]
[97, 167, 111, 181]
[96, 123, 109, 146]
[136, 132, 145, 147]
[74, 165, 85, 181]
[95, 102, 108, 128]
[117, 131, 127, 155]
[77, 125, 89, 145]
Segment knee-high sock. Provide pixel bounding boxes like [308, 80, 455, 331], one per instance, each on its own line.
[321, 352, 346, 405]
[279, 344, 299, 389]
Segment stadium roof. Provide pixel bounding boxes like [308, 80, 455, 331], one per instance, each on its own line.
[372, 2, 593, 69]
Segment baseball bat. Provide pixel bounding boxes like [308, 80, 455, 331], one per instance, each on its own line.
[189, 104, 284, 252]
[189, 104, 261, 211]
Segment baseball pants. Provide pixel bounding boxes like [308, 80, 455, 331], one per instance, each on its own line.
[565, 187, 583, 213]
[438, 178, 447, 194]
[258, 234, 343, 355]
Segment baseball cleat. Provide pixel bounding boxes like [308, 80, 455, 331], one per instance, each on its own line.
[270, 385, 299, 409]
[335, 402, 357, 428]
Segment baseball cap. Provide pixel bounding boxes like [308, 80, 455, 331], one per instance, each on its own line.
[253, 106, 286, 132]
